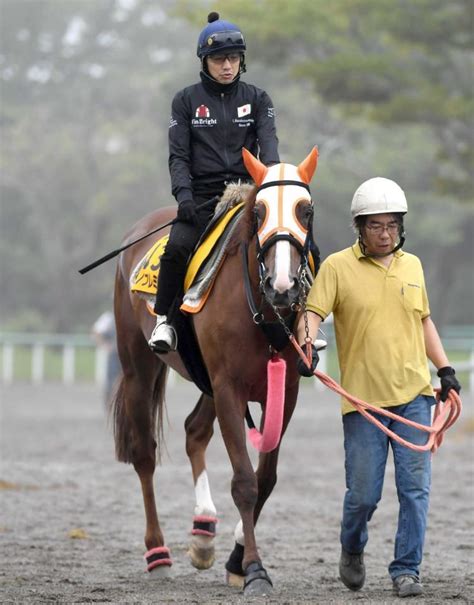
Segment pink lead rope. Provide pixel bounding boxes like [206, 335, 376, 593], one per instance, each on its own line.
[290, 336, 462, 453]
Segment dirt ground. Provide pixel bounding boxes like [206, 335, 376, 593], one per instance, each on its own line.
[1, 380, 473, 604]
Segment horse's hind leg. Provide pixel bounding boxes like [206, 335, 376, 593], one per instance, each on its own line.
[112, 318, 171, 575]
[185, 393, 217, 570]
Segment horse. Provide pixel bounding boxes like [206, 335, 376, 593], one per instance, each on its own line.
[111, 146, 319, 596]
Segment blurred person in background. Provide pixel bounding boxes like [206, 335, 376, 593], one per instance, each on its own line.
[148, 11, 279, 353]
[295, 177, 461, 598]
[91, 310, 121, 409]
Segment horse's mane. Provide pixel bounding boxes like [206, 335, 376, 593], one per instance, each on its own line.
[219, 182, 257, 256]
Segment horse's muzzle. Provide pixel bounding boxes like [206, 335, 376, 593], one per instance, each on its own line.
[263, 277, 299, 308]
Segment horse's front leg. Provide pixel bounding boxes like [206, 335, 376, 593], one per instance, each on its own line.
[184, 393, 218, 570]
[225, 447, 280, 589]
[225, 383, 299, 589]
[215, 383, 273, 597]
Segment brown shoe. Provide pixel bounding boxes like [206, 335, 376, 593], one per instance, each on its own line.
[339, 547, 365, 591]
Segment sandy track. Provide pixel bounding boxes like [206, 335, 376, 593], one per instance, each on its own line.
[1, 382, 473, 604]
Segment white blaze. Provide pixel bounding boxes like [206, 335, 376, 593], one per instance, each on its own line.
[272, 240, 293, 293]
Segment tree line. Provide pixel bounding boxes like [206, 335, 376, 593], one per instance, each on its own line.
[0, 0, 472, 332]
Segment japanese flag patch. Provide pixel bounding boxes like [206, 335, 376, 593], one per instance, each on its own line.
[237, 104, 251, 118]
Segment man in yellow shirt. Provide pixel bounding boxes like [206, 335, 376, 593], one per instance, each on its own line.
[295, 177, 460, 598]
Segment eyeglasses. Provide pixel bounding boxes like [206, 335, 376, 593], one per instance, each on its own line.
[365, 222, 400, 235]
[208, 53, 242, 64]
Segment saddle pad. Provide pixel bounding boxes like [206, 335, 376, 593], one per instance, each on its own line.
[183, 203, 244, 291]
[130, 203, 244, 304]
[181, 207, 244, 313]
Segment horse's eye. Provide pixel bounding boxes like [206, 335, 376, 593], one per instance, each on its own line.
[296, 202, 313, 228]
[254, 203, 266, 226]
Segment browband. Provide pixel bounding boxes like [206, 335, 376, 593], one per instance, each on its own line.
[257, 180, 311, 193]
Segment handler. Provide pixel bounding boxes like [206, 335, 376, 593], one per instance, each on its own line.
[295, 177, 461, 598]
[149, 11, 279, 353]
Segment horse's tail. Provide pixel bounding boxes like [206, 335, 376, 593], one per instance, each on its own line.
[110, 361, 169, 464]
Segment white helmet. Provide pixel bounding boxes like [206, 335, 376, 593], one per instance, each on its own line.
[351, 177, 408, 218]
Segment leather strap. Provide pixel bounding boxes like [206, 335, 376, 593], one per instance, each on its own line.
[257, 179, 310, 193]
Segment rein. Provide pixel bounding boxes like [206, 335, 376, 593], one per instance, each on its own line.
[290, 337, 462, 453]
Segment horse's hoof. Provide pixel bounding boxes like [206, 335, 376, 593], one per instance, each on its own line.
[188, 537, 215, 570]
[243, 561, 273, 597]
[244, 577, 273, 596]
[189, 516, 217, 570]
[225, 541, 244, 585]
[226, 570, 245, 588]
[147, 564, 171, 578]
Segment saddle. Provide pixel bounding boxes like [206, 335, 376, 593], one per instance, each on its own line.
[130, 200, 245, 312]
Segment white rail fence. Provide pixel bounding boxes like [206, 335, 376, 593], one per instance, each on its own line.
[0, 333, 178, 389]
[1, 331, 473, 393]
[1, 333, 104, 386]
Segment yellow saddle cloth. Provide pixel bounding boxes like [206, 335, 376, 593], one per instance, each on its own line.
[130, 235, 169, 296]
[130, 203, 244, 312]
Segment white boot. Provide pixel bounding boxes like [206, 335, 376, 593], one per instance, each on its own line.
[148, 314, 177, 353]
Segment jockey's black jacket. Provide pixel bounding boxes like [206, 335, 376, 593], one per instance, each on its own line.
[168, 71, 280, 205]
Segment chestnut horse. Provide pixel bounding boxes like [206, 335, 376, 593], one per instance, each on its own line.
[111, 147, 319, 596]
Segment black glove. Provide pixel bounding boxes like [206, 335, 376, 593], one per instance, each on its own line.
[437, 366, 461, 402]
[177, 199, 198, 224]
[297, 344, 320, 377]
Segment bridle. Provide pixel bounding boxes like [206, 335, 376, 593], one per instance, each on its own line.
[254, 178, 314, 293]
[241, 178, 315, 352]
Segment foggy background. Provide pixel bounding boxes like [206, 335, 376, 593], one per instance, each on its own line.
[1, 0, 472, 333]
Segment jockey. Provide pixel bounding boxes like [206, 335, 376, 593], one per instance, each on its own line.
[149, 11, 280, 353]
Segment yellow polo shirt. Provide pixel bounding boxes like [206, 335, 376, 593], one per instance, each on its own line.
[307, 242, 433, 414]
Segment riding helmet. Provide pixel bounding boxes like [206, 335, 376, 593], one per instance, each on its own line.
[197, 12, 246, 58]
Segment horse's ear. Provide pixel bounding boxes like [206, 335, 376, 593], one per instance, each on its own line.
[297, 146, 319, 184]
[242, 147, 268, 186]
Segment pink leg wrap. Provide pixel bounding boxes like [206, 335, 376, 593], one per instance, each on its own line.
[191, 515, 218, 537]
[144, 546, 172, 572]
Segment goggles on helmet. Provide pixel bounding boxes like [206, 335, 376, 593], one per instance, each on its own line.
[199, 30, 246, 57]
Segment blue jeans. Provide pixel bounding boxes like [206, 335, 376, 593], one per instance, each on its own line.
[340, 395, 435, 580]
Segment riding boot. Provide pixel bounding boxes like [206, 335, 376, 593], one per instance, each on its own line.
[148, 314, 177, 353]
[149, 255, 186, 353]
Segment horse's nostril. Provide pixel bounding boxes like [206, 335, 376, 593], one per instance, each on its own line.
[263, 275, 273, 290]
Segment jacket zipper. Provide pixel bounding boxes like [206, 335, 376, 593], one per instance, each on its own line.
[220, 93, 230, 171]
